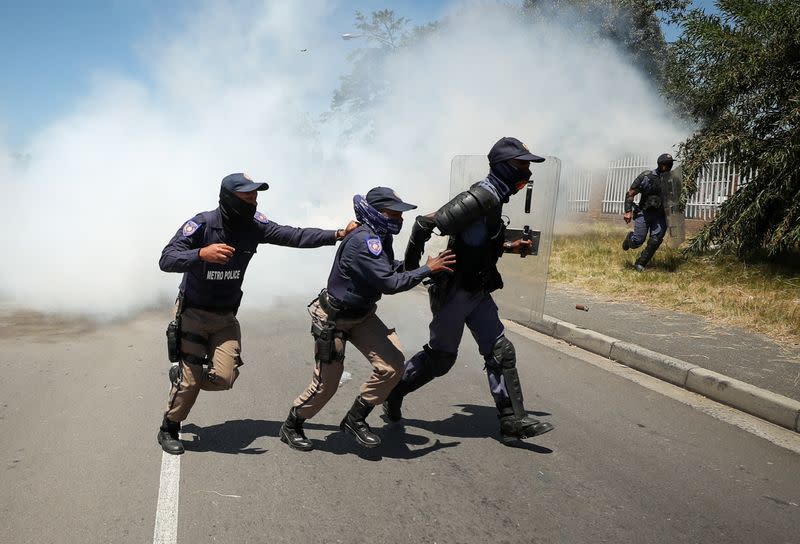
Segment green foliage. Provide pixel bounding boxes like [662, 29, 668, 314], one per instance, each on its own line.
[327, 10, 439, 137]
[522, 0, 689, 83]
[666, 0, 800, 258]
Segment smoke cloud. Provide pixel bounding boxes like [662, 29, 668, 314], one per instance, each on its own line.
[0, 1, 688, 317]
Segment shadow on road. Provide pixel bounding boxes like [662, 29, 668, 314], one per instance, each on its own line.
[180, 403, 553, 456]
[182, 419, 279, 455]
[393, 404, 554, 454]
[311, 423, 460, 461]
[180, 418, 457, 459]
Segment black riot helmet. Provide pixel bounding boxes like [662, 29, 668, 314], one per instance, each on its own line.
[657, 153, 674, 172]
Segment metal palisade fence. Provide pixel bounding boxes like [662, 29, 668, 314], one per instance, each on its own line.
[602, 156, 650, 215]
[558, 162, 592, 213]
[556, 153, 748, 219]
[682, 153, 749, 220]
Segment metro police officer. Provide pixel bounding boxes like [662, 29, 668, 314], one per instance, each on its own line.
[157, 173, 357, 455]
[622, 153, 675, 272]
[383, 137, 555, 445]
[280, 188, 455, 451]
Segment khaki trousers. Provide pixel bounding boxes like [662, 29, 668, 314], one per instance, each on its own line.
[165, 307, 242, 423]
[293, 300, 404, 419]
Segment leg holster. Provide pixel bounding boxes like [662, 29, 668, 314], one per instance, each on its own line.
[311, 317, 346, 364]
[165, 292, 186, 363]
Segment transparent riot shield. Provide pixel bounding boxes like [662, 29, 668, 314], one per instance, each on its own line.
[664, 165, 685, 248]
[449, 155, 561, 325]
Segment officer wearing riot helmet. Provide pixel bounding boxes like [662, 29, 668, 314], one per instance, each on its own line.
[280, 188, 456, 451]
[622, 153, 674, 272]
[383, 137, 555, 445]
[156, 173, 357, 455]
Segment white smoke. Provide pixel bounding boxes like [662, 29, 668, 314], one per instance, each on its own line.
[0, 1, 688, 317]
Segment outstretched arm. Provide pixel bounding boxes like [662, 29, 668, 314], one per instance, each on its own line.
[353, 248, 455, 295]
[258, 220, 346, 248]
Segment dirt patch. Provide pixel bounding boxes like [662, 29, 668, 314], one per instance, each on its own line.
[0, 310, 97, 341]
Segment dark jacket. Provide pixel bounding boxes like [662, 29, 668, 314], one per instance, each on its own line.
[326, 224, 430, 310]
[446, 182, 506, 293]
[160, 208, 335, 310]
[626, 169, 669, 213]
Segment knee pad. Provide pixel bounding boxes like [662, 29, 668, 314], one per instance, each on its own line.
[491, 336, 516, 370]
[424, 344, 457, 377]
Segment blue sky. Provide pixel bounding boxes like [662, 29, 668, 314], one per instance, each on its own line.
[0, 0, 716, 149]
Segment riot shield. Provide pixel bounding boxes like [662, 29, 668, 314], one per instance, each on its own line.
[449, 155, 560, 324]
[664, 165, 685, 248]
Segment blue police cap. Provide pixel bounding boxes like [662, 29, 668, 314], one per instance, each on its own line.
[221, 173, 269, 192]
[488, 137, 545, 164]
[366, 187, 417, 212]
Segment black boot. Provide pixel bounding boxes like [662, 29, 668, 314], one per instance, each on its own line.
[340, 396, 381, 448]
[499, 411, 554, 445]
[383, 381, 413, 422]
[157, 416, 184, 455]
[635, 237, 662, 271]
[622, 232, 632, 251]
[279, 407, 313, 451]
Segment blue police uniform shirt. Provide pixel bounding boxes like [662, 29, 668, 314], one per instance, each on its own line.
[326, 224, 431, 310]
[160, 208, 336, 310]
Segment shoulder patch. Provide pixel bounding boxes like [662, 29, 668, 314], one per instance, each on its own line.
[254, 211, 269, 224]
[365, 237, 383, 256]
[182, 220, 200, 237]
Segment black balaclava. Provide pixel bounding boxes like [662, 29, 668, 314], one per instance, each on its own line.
[219, 187, 256, 231]
[488, 161, 532, 202]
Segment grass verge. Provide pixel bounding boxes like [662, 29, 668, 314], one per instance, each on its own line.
[548, 224, 800, 346]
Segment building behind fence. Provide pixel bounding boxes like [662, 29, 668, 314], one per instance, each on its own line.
[556, 153, 747, 232]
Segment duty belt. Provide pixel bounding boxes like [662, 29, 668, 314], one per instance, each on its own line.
[318, 289, 369, 320]
[184, 302, 236, 315]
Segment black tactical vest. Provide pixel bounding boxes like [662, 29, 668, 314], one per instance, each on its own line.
[448, 205, 506, 293]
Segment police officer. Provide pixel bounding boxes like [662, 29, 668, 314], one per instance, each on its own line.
[157, 173, 357, 455]
[383, 137, 555, 446]
[280, 187, 456, 451]
[622, 153, 674, 272]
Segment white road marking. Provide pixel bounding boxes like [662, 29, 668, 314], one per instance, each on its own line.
[153, 449, 181, 544]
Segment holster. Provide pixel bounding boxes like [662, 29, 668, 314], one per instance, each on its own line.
[311, 319, 339, 364]
[311, 290, 347, 364]
[165, 292, 186, 363]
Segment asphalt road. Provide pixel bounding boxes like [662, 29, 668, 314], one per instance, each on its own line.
[1, 293, 799, 544]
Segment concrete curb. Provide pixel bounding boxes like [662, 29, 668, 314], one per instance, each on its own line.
[518, 315, 800, 433]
